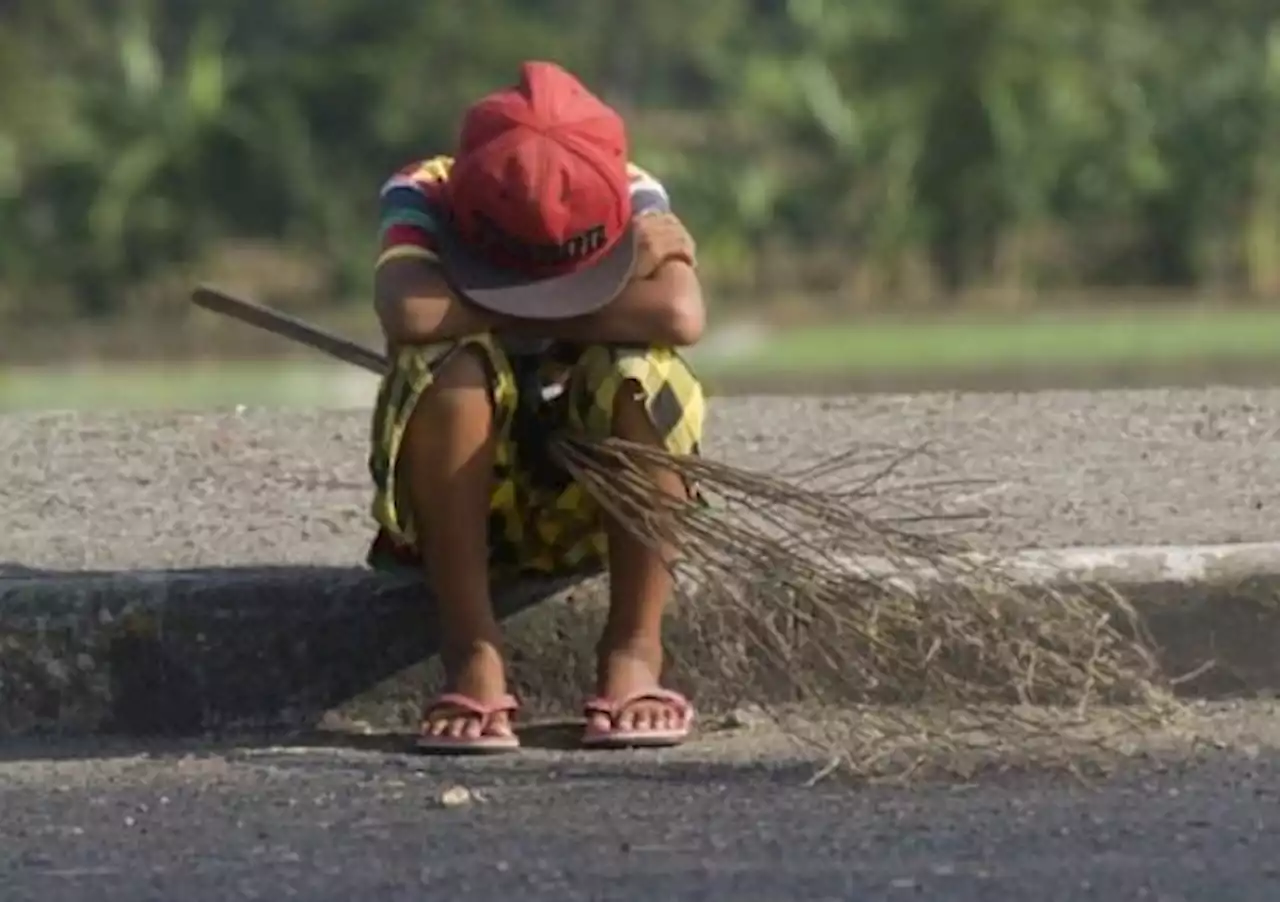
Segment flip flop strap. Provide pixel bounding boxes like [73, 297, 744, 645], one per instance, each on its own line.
[423, 692, 520, 721]
[583, 688, 692, 722]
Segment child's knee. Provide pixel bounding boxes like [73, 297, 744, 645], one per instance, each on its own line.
[412, 342, 498, 427]
[426, 344, 491, 397]
[611, 378, 659, 441]
[577, 347, 704, 452]
[399, 340, 506, 468]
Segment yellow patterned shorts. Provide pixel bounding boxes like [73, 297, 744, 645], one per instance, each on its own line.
[366, 335, 705, 581]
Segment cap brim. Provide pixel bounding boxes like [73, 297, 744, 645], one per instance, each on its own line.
[437, 224, 636, 320]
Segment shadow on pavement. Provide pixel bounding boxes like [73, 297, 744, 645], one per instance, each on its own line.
[0, 563, 58, 578]
[0, 564, 585, 741]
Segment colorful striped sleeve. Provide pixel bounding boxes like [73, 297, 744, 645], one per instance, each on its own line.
[376, 155, 454, 270]
[627, 162, 671, 217]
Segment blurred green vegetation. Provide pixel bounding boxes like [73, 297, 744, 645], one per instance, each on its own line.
[13, 306, 1280, 411]
[5, 0, 1280, 339]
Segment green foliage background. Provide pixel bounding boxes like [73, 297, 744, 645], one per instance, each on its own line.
[5, 0, 1280, 329]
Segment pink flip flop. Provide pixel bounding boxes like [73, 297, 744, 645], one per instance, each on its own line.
[415, 692, 521, 754]
[581, 688, 695, 749]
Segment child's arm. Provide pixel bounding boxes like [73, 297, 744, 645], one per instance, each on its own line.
[506, 178, 706, 347]
[373, 158, 501, 345]
[513, 221, 704, 347]
[381, 213, 704, 348]
[375, 260, 497, 345]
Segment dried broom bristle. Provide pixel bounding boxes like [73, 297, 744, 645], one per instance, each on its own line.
[551, 435, 1186, 780]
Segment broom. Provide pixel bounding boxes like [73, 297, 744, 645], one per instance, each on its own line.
[193, 285, 1179, 777]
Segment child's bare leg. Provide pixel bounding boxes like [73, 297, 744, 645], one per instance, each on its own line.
[399, 348, 510, 740]
[589, 381, 691, 735]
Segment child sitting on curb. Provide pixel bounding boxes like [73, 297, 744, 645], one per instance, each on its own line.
[366, 60, 707, 753]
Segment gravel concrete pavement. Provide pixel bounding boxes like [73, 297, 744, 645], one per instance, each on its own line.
[3, 388, 1279, 572]
[4, 389, 1280, 900]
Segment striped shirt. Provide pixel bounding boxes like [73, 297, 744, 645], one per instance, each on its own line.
[376, 155, 671, 272]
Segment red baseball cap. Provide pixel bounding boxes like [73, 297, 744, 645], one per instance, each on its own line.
[437, 61, 637, 320]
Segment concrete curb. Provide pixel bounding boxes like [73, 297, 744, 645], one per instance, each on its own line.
[3, 544, 1280, 738]
[838, 542, 1280, 589]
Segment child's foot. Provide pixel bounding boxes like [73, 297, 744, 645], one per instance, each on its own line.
[417, 640, 519, 753]
[582, 645, 694, 748]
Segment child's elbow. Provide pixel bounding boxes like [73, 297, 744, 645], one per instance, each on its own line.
[665, 295, 706, 346]
[658, 266, 706, 347]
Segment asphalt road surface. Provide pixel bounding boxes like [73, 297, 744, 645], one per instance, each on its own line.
[2, 725, 1280, 902]
[4, 388, 1280, 573]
